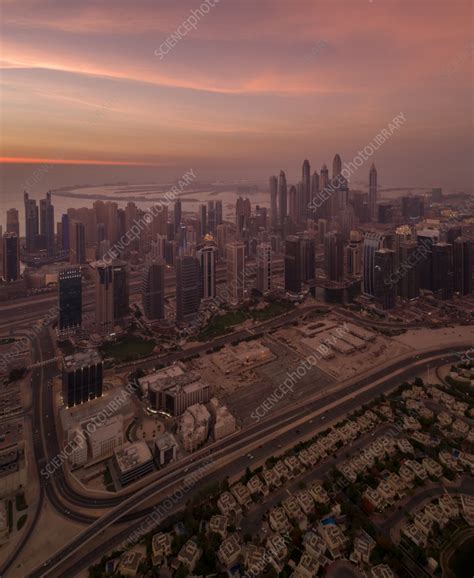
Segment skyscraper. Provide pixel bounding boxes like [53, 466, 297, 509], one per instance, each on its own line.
[235, 197, 251, 236]
[453, 237, 473, 295]
[374, 249, 397, 309]
[324, 231, 344, 282]
[270, 175, 278, 229]
[278, 170, 287, 232]
[176, 255, 201, 322]
[300, 236, 316, 289]
[58, 266, 82, 331]
[61, 214, 70, 251]
[2, 233, 20, 282]
[284, 235, 301, 293]
[256, 243, 272, 293]
[432, 242, 454, 300]
[332, 154, 342, 179]
[288, 185, 298, 224]
[24, 191, 39, 252]
[40, 191, 55, 255]
[112, 260, 129, 321]
[93, 262, 114, 334]
[215, 200, 223, 227]
[417, 229, 439, 290]
[142, 260, 165, 320]
[311, 171, 320, 205]
[363, 232, 384, 296]
[398, 242, 420, 300]
[6, 209, 20, 237]
[226, 241, 245, 303]
[70, 221, 86, 264]
[302, 159, 311, 215]
[62, 350, 103, 408]
[199, 204, 207, 238]
[369, 163, 377, 221]
[197, 243, 218, 299]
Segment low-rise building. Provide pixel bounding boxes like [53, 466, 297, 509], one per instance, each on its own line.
[208, 514, 228, 538]
[350, 530, 376, 565]
[113, 441, 154, 486]
[422, 457, 443, 478]
[151, 532, 173, 564]
[247, 474, 268, 497]
[218, 534, 241, 567]
[230, 482, 252, 509]
[117, 551, 143, 577]
[269, 506, 291, 533]
[217, 491, 242, 518]
[154, 432, 178, 466]
[317, 524, 346, 559]
[178, 539, 201, 572]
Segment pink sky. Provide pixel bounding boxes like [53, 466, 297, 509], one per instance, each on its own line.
[0, 0, 472, 188]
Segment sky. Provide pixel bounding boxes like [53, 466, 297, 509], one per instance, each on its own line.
[0, 0, 473, 190]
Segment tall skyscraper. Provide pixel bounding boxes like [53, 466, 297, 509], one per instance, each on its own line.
[374, 249, 397, 309]
[270, 175, 278, 228]
[300, 236, 316, 288]
[324, 231, 344, 282]
[332, 154, 342, 179]
[236, 197, 251, 236]
[142, 260, 165, 320]
[40, 191, 55, 255]
[453, 237, 473, 295]
[216, 223, 227, 261]
[207, 200, 216, 235]
[70, 221, 86, 264]
[197, 243, 218, 299]
[256, 243, 272, 293]
[226, 241, 245, 303]
[58, 267, 82, 331]
[363, 232, 384, 296]
[6, 209, 20, 237]
[302, 159, 311, 215]
[346, 240, 362, 277]
[369, 163, 377, 221]
[199, 204, 207, 238]
[112, 260, 129, 321]
[288, 185, 298, 224]
[398, 242, 420, 300]
[151, 204, 168, 241]
[311, 171, 320, 205]
[24, 191, 39, 252]
[176, 255, 201, 321]
[417, 229, 439, 290]
[284, 235, 301, 293]
[215, 200, 223, 227]
[432, 242, 454, 300]
[278, 170, 287, 232]
[61, 214, 70, 251]
[93, 262, 114, 334]
[2, 233, 20, 282]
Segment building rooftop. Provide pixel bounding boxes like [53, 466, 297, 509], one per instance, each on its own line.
[114, 441, 153, 474]
[63, 349, 102, 371]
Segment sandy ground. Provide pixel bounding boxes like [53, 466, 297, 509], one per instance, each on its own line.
[392, 325, 474, 351]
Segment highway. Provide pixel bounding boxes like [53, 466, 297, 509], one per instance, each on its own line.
[26, 344, 471, 578]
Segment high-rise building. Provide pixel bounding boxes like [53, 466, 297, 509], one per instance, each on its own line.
[199, 204, 207, 238]
[197, 243, 218, 299]
[151, 204, 168, 241]
[284, 235, 301, 293]
[288, 185, 298, 224]
[6, 209, 20, 237]
[318, 164, 329, 219]
[58, 267, 82, 331]
[300, 236, 316, 293]
[62, 350, 103, 408]
[142, 260, 165, 320]
[70, 221, 86, 264]
[401, 196, 424, 221]
[61, 214, 70, 251]
[226, 241, 245, 303]
[432, 242, 454, 300]
[270, 175, 278, 228]
[235, 197, 251, 236]
[398, 242, 420, 300]
[256, 243, 272, 293]
[369, 163, 377, 221]
[346, 240, 362, 277]
[416, 229, 439, 290]
[216, 224, 227, 260]
[278, 171, 287, 232]
[2, 233, 20, 282]
[24, 191, 39, 252]
[112, 260, 129, 321]
[374, 249, 396, 309]
[302, 159, 311, 216]
[453, 237, 473, 295]
[207, 200, 216, 235]
[363, 232, 384, 296]
[333, 154, 342, 180]
[311, 171, 320, 205]
[176, 255, 201, 322]
[215, 200, 223, 227]
[324, 231, 344, 282]
[40, 191, 55, 255]
[93, 262, 114, 334]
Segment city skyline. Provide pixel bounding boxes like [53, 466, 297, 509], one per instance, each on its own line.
[1, 0, 473, 190]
